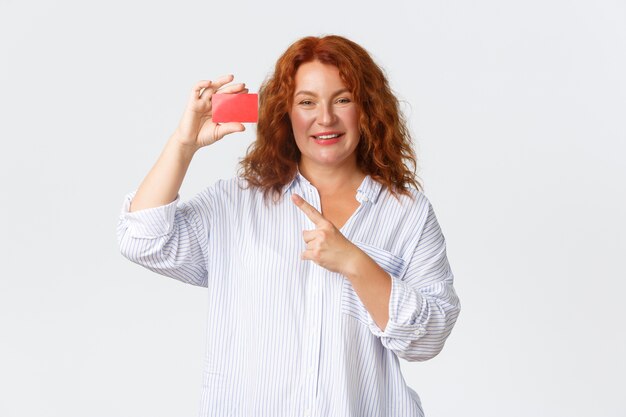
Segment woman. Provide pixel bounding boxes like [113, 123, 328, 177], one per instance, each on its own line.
[117, 35, 460, 417]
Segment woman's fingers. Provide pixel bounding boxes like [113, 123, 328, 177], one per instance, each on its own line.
[194, 75, 233, 99]
[195, 75, 246, 104]
[302, 229, 317, 243]
[216, 82, 247, 95]
[194, 80, 212, 99]
[210, 74, 235, 91]
[215, 122, 246, 139]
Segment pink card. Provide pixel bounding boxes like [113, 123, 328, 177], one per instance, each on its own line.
[212, 93, 258, 123]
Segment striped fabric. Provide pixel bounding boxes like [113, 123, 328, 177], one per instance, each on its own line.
[117, 170, 460, 417]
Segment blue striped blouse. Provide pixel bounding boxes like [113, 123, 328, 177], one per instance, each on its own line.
[117, 170, 460, 417]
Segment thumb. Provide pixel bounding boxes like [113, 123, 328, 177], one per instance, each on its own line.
[215, 122, 245, 139]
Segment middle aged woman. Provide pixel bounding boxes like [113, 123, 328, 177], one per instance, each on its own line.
[118, 35, 460, 417]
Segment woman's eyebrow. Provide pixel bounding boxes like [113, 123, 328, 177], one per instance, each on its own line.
[294, 88, 350, 97]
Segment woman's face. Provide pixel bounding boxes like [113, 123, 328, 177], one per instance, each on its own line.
[289, 60, 360, 172]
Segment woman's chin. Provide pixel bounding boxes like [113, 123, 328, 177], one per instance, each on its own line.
[302, 154, 356, 169]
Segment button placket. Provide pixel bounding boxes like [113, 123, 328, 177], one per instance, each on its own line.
[300, 183, 323, 414]
[302, 267, 321, 411]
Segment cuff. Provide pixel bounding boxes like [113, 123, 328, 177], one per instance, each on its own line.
[119, 191, 180, 238]
[367, 275, 426, 341]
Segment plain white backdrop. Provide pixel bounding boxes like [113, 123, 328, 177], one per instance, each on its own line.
[1, 0, 624, 416]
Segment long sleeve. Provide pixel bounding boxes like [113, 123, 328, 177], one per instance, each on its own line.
[116, 189, 212, 287]
[366, 200, 461, 362]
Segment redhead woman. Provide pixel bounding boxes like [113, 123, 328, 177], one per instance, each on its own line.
[117, 35, 460, 417]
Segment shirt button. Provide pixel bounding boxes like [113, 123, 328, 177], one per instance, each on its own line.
[304, 409, 311, 417]
[308, 366, 314, 374]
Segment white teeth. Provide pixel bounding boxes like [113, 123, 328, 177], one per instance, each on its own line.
[315, 134, 340, 140]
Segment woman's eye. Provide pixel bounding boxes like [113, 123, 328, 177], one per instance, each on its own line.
[299, 100, 314, 105]
[337, 97, 351, 104]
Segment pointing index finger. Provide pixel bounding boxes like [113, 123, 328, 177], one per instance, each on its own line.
[291, 193, 325, 225]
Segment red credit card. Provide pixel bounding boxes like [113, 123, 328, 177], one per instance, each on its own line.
[212, 93, 258, 123]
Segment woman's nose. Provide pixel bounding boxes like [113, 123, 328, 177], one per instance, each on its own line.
[316, 103, 336, 126]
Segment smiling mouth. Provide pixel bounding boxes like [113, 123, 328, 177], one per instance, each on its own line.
[312, 133, 344, 140]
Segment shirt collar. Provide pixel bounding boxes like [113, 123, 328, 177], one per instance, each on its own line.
[355, 173, 383, 204]
[282, 166, 382, 204]
[281, 170, 300, 196]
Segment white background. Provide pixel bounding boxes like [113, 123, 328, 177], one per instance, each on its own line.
[1, 0, 624, 416]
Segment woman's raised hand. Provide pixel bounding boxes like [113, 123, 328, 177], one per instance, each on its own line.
[174, 74, 249, 150]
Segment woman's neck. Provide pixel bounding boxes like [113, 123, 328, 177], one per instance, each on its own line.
[298, 159, 365, 196]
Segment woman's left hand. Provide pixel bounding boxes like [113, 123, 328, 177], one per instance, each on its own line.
[291, 193, 361, 275]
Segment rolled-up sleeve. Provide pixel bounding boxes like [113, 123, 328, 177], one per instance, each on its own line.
[116, 190, 211, 287]
[367, 201, 460, 361]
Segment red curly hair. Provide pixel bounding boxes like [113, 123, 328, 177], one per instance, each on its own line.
[237, 34, 422, 203]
